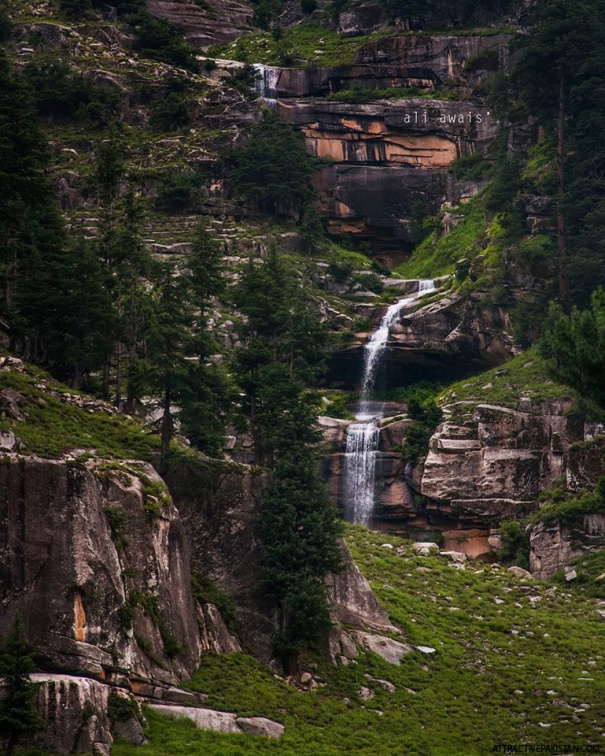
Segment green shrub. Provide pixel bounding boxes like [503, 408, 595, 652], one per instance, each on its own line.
[498, 520, 530, 569]
[327, 260, 353, 283]
[59, 0, 91, 19]
[192, 573, 238, 632]
[104, 506, 128, 549]
[150, 91, 191, 131]
[131, 10, 198, 71]
[155, 171, 203, 212]
[108, 691, 140, 724]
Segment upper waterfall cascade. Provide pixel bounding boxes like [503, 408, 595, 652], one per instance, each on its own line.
[252, 64, 280, 108]
[344, 280, 436, 525]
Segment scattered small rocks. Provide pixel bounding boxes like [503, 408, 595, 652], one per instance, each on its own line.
[359, 686, 374, 700]
[413, 542, 440, 556]
[363, 674, 396, 693]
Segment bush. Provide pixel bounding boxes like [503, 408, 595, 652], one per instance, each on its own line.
[252, 0, 285, 29]
[22, 63, 122, 125]
[498, 520, 530, 569]
[131, 10, 198, 71]
[155, 171, 203, 212]
[150, 90, 191, 131]
[327, 260, 353, 283]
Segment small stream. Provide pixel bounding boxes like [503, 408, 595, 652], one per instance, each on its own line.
[343, 280, 436, 525]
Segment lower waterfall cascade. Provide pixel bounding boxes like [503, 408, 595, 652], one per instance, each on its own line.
[343, 279, 436, 525]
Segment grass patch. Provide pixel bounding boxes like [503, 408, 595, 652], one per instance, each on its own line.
[210, 23, 391, 68]
[114, 525, 605, 755]
[393, 196, 488, 280]
[0, 363, 159, 460]
[438, 348, 573, 414]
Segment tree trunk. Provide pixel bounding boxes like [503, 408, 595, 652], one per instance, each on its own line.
[282, 649, 300, 678]
[6, 733, 17, 756]
[160, 384, 172, 471]
[102, 358, 110, 401]
[556, 72, 571, 313]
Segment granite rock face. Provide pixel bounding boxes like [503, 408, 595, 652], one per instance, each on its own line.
[167, 457, 399, 663]
[148, 0, 253, 49]
[165, 459, 276, 662]
[0, 457, 202, 686]
[529, 515, 605, 580]
[33, 674, 113, 754]
[279, 98, 497, 245]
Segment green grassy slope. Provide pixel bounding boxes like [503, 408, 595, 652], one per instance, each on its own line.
[113, 526, 605, 756]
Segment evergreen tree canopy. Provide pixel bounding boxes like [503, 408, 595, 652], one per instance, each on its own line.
[513, 0, 605, 307]
[0, 616, 44, 756]
[539, 288, 605, 414]
[231, 112, 319, 219]
[235, 248, 341, 672]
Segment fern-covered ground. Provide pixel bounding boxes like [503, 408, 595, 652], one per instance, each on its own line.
[113, 526, 605, 756]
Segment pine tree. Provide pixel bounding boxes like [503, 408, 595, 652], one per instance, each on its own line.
[235, 248, 342, 673]
[231, 112, 318, 220]
[539, 288, 605, 415]
[0, 616, 44, 756]
[143, 220, 229, 465]
[0, 52, 65, 350]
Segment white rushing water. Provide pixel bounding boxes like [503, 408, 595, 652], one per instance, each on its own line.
[343, 422, 380, 524]
[343, 279, 436, 525]
[252, 64, 280, 109]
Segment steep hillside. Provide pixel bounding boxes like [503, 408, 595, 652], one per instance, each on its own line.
[109, 527, 605, 755]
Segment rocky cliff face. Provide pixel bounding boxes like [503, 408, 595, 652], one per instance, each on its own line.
[165, 456, 399, 665]
[280, 98, 495, 246]
[0, 457, 202, 686]
[148, 0, 254, 49]
[330, 286, 517, 387]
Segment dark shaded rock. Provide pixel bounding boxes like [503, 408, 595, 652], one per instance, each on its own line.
[165, 459, 276, 662]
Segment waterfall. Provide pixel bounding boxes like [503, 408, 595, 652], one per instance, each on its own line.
[252, 64, 280, 109]
[343, 422, 379, 524]
[343, 279, 436, 525]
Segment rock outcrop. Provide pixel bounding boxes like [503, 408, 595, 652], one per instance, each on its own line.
[279, 98, 497, 245]
[330, 289, 517, 388]
[148, 0, 254, 50]
[529, 515, 605, 580]
[148, 704, 285, 737]
[0, 456, 202, 686]
[34, 674, 113, 755]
